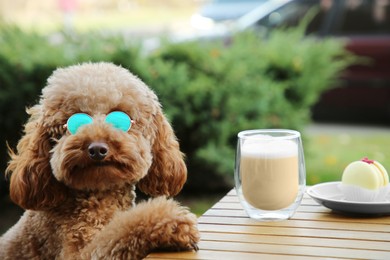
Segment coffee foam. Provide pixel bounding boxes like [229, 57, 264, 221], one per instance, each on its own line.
[241, 135, 298, 158]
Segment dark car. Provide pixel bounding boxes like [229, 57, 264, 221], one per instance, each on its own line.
[235, 0, 390, 123]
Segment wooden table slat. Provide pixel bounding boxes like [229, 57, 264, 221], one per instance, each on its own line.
[218, 193, 316, 204]
[148, 249, 320, 260]
[197, 240, 390, 259]
[203, 209, 390, 225]
[197, 223, 390, 242]
[211, 201, 332, 213]
[200, 232, 390, 251]
[198, 215, 390, 233]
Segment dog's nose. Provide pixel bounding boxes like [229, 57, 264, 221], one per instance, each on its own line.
[88, 142, 109, 161]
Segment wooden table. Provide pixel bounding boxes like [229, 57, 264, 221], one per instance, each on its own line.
[147, 189, 390, 259]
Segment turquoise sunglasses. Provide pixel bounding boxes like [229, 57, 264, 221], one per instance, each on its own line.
[65, 111, 133, 135]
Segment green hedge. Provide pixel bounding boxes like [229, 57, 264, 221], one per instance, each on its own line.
[0, 23, 354, 193]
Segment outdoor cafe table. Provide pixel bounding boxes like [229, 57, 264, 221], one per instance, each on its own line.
[146, 188, 390, 259]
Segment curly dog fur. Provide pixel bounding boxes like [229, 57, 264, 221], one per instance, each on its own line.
[0, 62, 199, 259]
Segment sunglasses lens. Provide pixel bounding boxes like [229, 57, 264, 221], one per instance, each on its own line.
[105, 111, 131, 132]
[67, 113, 93, 134]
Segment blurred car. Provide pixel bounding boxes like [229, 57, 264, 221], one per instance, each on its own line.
[191, 0, 267, 29]
[233, 0, 390, 123]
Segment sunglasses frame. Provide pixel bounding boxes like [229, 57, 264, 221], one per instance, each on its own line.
[64, 111, 134, 134]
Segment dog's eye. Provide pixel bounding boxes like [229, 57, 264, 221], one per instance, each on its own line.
[105, 111, 132, 132]
[65, 113, 93, 134]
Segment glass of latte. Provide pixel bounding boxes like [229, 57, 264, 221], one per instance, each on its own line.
[234, 129, 306, 221]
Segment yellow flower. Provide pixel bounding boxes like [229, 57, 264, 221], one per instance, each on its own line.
[210, 48, 220, 58]
[324, 155, 338, 166]
[292, 57, 302, 72]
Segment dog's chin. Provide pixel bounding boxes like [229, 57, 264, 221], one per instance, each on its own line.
[61, 163, 142, 191]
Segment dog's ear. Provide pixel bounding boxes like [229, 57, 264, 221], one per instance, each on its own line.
[6, 106, 67, 210]
[137, 110, 187, 197]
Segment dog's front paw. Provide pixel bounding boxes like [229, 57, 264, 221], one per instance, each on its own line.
[165, 213, 200, 252]
[147, 197, 200, 252]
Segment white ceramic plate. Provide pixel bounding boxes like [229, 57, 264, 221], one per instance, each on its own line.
[307, 182, 390, 215]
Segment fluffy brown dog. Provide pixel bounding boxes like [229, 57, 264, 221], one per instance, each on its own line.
[0, 62, 199, 259]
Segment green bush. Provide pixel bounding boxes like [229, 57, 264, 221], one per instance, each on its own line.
[0, 23, 355, 193]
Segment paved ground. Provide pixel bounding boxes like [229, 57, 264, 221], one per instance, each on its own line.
[305, 122, 390, 135]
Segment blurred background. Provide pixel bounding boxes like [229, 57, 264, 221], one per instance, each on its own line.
[0, 0, 197, 32]
[1, 0, 389, 234]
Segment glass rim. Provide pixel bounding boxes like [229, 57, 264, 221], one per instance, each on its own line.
[238, 129, 300, 140]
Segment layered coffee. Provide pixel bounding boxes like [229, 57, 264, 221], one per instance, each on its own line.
[240, 138, 298, 210]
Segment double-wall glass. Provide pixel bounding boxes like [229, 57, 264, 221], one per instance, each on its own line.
[234, 129, 306, 221]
